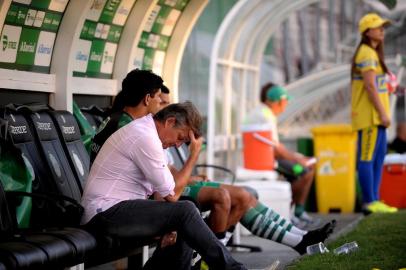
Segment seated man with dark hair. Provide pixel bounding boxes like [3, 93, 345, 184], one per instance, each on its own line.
[90, 69, 165, 163]
[81, 102, 247, 270]
[244, 82, 320, 227]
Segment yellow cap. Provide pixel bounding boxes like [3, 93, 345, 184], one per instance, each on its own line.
[359, 13, 390, 34]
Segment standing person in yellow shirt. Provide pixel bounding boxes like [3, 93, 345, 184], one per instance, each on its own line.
[351, 13, 397, 213]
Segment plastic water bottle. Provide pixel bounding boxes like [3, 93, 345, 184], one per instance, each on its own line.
[292, 164, 304, 176]
[333, 241, 359, 255]
[306, 242, 329, 255]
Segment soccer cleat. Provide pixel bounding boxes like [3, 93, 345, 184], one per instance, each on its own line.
[293, 220, 336, 255]
[292, 211, 322, 229]
[366, 201, 398, 213]
[377, 201, 398, 213]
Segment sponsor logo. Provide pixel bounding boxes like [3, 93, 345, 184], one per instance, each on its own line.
[90, 51, 102, 62]
[36, 122, 51, 131]
[2, 35, 17, 51]
[90, 0, 105, 10]
[52, 18, 60, 26]
[7, 9, 17, 18]
[62, 125, 75, 134]
[117, 6, 130, 16]
[376, 75, 387, 93]
[105, 0, 121, 11]
[90, 142, 101, 153]
[76, 50, 88, 61]
[43, 17, 52, 25]
[37, 43, 52, 55]
[156, 16, 165, 25]
[114, 30, 120, 40]
[10, 125, 27, 134]
[19, 41, 36, 53]
[103, 51, 113, 64]
[17, 10, 26, 21]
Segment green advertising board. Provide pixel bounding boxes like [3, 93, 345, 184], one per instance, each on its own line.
[73, 0, 136, 79]
[0, 0, 69, 73]
[133, 0, 190, 75]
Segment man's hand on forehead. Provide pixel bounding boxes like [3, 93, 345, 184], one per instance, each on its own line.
[188, 130, 203, 156]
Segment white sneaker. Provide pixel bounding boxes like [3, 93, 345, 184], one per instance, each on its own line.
[291, 215, 308, 229]
[295, 212, 322, 229]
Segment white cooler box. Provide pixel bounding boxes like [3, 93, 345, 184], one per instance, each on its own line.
[235, 179, 292, 236]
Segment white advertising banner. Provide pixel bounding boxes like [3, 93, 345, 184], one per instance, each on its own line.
[0, 25, 22, 63]
[48, 0, 69, 12]
[100, 42, 117, 74]
[73, 39, 92, 73]
[132, 47, 144, 69]
[144, 5, 161, 33]
[112, 0, 136, 26]
[152, 50, 165, 75]
[34, 31, 55, 66]
[25, 9, 37, 26]
[33, 11, 46, 28]
[13, 0, 32, 5]
[161, 9, 180, 36]
[86, 0, 107, 21]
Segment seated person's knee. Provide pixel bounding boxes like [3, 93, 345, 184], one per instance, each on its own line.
[215, 188, 231, 205]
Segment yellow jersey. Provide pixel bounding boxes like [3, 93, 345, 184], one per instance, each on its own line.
[351, 44, 390, 131]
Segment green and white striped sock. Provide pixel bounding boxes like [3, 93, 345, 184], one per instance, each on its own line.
[240, 207, 303, 247]
[254, 202, 307, 235]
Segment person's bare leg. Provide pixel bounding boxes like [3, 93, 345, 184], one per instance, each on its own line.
[291, 166, 315, 205]
[197, 187, 231, 233]
[218, 184, 255, 228]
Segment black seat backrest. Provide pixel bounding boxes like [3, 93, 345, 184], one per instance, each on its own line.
[4, 112, 50, 195]
[49, 111, 89, 188]
[89, 111, 124, 164]
[81, 105, 106, 129]
[26, 111, 82, 201]
[82, 111, 98, 131]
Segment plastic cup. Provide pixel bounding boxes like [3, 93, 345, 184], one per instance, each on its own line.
[306, 242, 329, 255]
[333, 241, 359, 255]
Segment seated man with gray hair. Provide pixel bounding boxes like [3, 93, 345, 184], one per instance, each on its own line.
[81, 102, 247, 270]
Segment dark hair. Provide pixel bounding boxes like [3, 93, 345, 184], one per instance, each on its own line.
[260, 82, 276, 103]
[111, 69, 163, 113]
[350, 32, 388, 79]
[153, 101, 202, 138]
[161, 84, 170, 94]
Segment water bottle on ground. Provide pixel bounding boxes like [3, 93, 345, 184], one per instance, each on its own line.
[333, 241, 359, 255]
[306, 242, 329, 255]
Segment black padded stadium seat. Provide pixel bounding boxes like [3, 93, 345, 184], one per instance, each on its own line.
[0, 242, 48, 269]
[26, 111, 82, 200]
[0, 181, 83, 270]
[4, 112, 51, 196]
[4, 110, 82, 228]
[1, 105, 164, 268]
[81, 105, 106, 129]
[0, 127, 97, 268]
[49, 111, 90, 188]
[82, 111, 98, 131]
